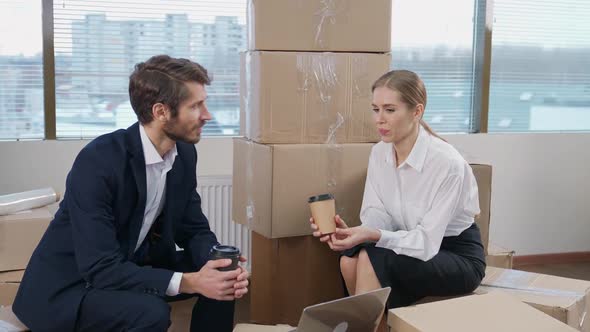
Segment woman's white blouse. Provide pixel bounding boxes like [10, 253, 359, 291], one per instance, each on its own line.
[360, 126, 480, 261]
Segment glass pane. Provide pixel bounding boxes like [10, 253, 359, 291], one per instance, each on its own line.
[489, 0, 590, 132]
[0, 0, 44, 140]
[54, 0, 246, 138]
[391, 0, 477, 133]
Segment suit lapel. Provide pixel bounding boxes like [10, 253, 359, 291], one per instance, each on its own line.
[126, 123, 147, 258]
[163, 151, 184, 236]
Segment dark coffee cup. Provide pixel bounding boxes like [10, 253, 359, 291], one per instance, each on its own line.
[209, 244, 241, 271]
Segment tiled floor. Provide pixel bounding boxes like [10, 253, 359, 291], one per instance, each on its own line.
[515, 262, 590, 281]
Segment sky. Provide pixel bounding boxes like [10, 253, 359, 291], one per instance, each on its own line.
[0, 0, 589, 56]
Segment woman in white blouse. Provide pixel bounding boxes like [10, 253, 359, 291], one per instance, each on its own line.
[311, 70, 485, 321]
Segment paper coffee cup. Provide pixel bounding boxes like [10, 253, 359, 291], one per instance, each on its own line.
[209, 244, 241, 271]
[308, 193, 336, 234]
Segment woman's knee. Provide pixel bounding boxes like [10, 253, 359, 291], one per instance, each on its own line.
[357, 249, 372, 267]
[340, 256, 358, 276]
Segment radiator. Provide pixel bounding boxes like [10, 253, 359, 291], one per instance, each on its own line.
[196, 175, 251, 269]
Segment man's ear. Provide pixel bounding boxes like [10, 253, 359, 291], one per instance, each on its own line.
[151, 103, 169, 122]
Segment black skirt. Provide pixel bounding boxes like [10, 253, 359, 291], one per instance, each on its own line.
[341, 223, 486, 309]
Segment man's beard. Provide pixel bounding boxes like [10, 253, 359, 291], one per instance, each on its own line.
[163, 121, 201, 144]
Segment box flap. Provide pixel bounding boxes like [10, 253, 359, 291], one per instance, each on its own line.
[0, 271, 24, 284]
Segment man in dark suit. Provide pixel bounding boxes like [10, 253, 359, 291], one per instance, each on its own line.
[13, 55, 248, 332]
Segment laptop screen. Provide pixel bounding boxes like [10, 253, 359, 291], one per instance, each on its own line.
[294, 287, 391, 332]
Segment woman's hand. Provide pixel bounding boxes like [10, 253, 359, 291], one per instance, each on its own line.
[328, 225, 381, 251]
[309, 214, 349, 244]
[310, 215, 380, 251]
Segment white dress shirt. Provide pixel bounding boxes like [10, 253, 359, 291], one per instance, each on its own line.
[138, 125, 183, 296]
[361, 125, 480, 261]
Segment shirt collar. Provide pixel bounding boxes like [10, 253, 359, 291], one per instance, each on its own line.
[403, 125, 430, 172]
[139, 124, 178, 166]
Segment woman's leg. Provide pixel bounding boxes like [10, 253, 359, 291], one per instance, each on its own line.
[340, 255, 359, 296]
[355, 249, 382, 293]
[354, 249, 387, 332]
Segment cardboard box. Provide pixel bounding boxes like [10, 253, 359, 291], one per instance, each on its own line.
[0, 306, 28, 332]
[485, 244, 515, 269]
[388, 291, 577, 332]
[0, 271, 23, 306]
[480, 267, 590, 332]
[233, 144, 491, 240]
[166, 298, 197, 332]
[0, 207, 52, 272]
[250, 233, 344, 326]
[232, 139, 373, 238]
[247, 0, 391, 52]
[470, 164, 491, 255]
[240, 51, 390, 144]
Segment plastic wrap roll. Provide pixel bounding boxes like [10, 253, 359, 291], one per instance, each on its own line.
[0, 187, 59, 216]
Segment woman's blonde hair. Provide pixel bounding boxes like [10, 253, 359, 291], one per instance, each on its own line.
[372, 70, 446, 142]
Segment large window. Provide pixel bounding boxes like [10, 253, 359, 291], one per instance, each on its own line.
[1, 0, 589, 140]
[0, 0, 44, 140]
[391, 0, 478, 133]
[54, 0, 246, 138]
[488, 0, 590, 132]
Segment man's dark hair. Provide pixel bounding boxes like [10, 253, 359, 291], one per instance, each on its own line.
[129, 55, 211, 124]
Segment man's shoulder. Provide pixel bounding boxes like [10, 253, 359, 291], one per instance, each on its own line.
[78, 128, 129, 164]
[85, 128, 127, 151]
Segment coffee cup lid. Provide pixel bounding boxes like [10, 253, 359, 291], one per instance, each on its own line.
[211, 244, 240, 255]
[308, 193, 334, 203]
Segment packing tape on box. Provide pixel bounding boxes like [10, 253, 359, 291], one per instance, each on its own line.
[242, 50, 382, 143]
[296, 53, 345, 142]
[0, 187, 59, 216]
[247, 0, 350, 49]
[245, 139, 256, 228]
[480, 285, 587, 329]
[480, 284, 585, 299]
[243, 52, 252, 139]
[482, 268, 588, 329]
[314, 0, 347, 48]
[243, 51, 348, 142]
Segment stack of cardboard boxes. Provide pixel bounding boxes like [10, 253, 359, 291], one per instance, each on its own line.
[232, 0, 392, 325]
[0, 207, 54, 307]
[0, 206, 54, 330]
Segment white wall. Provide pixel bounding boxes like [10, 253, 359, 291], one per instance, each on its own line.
[0, 137, 233, 196]
[445, 133, 590, 256]
[1, 133, 589, 255]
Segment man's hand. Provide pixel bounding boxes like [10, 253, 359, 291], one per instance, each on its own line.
[179, 257, 250, 301]
[179, 259, 240, 301]
[233, 256, 249, 299]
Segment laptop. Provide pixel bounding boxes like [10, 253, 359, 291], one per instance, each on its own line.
[289, 287, 391, 332]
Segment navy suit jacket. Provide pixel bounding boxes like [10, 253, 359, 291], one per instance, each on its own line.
[13, 123, 218, 332]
